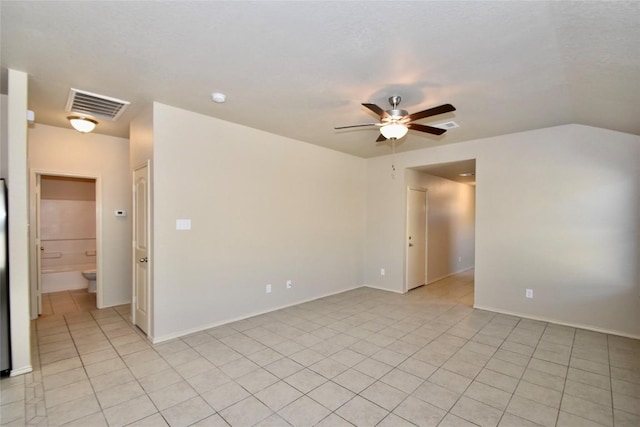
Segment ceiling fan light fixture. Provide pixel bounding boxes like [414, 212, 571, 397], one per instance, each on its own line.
[380, 123, 408, 140]
[67, 116, 98, 133]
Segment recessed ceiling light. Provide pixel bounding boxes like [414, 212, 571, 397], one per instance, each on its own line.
[459, 172, 475, 177]
[211, 92, 226, 103]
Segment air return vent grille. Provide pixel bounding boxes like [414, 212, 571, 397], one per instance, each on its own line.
[432, 120, 459, 130]
[65, 88, 130, 120]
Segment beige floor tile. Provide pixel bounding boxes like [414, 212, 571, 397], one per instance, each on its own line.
[451, 395, 503, 426]
[201, 380, 250, 412]
[380, 368, 424, 393]
[561, 393, 613, 426]
[89, 367, 135, 392]
[147, 380, 198, 411]
[307, 381, 354, 411]
[219, 396, 273, 426]
[278, 395, 330, 427]
[507, 395, 559, 427]
[46, 394, 101, 426]
[336, 395, 388, 426]
[235, 367, 278, 394]
[332, 368, 376, 393]
[184, 367, 231, 394]
[393, 396, 447, 427]
[137, 367, 183, 393]
[429, 368, 472, 394]
[190, 413, 231, 427]
[514, 380, 562, 408]
[498, 412, 545, 427]
[12, 271, 640, 427]
[464, 381, 512, 411]
[95, 380, 145, 409]
[284, 368, 327, 393]
[360, 380, 407, 411]
[255, 380, 303, 411]
[314, 413, 352, 427]
[564, 378, 612, 406]
[161, 396, 214, 427]
[126, 412, 170, 427]
[556, 410, 609, 427]
[44, 379, 94, 409]
[102, 394, 158, 427]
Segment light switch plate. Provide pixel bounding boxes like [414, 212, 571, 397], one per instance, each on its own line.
[176, 219, 191, 230]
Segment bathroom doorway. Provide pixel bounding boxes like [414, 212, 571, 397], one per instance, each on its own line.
[30, 172, 101, 317]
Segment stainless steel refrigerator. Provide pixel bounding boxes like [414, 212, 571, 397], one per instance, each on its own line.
[0, 179, 10, 376]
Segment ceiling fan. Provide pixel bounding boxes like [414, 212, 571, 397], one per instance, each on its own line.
[335, 96, 456, 142]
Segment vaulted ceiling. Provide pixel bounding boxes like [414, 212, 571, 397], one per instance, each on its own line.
[2, 1, 638, 158]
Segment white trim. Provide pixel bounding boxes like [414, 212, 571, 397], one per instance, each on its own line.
[151, 284, 363, 344]
[364, 284, 405, 294]
[10, 365, 33, 376]
[426, 266, 474, 285]
[473, 304, 640, 340]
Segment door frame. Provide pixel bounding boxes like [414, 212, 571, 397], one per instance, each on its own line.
[405, 186, 428, 292]
[29, 169, 103, 317]
[132, 161, 152, 335]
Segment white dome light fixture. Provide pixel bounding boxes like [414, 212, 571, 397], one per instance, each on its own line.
[68, 116, 98, 133]
[380, 123, 408, 140]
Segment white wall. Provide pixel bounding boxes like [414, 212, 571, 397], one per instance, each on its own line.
[7, 70, 31, 375]
[1, 94, 8, 178]
[406, 170, 475, 283]
[366, 124, 640, 338]
[151, 103, 366, 341]
[29, 124, 132, 307]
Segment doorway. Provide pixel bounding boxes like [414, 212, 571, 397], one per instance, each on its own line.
[30, 172, 102, 317]
[404, 160, 476, 302]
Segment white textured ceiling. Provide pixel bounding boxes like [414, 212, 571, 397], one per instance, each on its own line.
[1, 1, 638, 158]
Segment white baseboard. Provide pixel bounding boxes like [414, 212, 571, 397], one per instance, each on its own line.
[473, 304, 640, 340]
[152, 284, 364, 344]
[10, 365, 33, 376]
[363, 284, 404, 294]
[427, 266, 474, 285]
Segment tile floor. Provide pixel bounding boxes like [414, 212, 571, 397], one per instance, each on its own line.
[1, 270, 639, 426]
[40, 289, 97, 316]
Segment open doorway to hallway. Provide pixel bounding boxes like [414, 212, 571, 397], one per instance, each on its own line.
[35, 175, 98, 317]
[417, 268, 475, 307]
[405, 159, 476, 303]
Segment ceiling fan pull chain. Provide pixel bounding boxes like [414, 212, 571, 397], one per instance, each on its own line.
[391, 140, 396, 180]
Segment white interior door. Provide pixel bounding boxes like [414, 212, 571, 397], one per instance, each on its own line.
[133, 164, 150, 334]
[407, 188, 427, 290]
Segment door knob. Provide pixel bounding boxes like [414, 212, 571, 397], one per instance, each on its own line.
[139, 257, 148, 263]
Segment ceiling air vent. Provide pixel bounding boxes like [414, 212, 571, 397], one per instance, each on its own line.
[65, 88, 130, 120]
[432, 120, 460, 130]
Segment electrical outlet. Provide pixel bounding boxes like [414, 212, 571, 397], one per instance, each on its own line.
[458, 256, 462, 262]
[525, 288, 533, 299]
[286, 280, 292, 289]
[380, 268, 385, 276]
[266, 284, 272, 293]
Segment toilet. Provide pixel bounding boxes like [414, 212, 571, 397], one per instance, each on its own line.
[82, 269, 97, 293]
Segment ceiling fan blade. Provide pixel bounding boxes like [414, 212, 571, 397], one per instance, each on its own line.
[407, 123, 446, 135]
[376, 133, 387, 142]
[406, 103, 456, 122]
[334, 123, 380, 130]
[362, 103, 388, 119]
